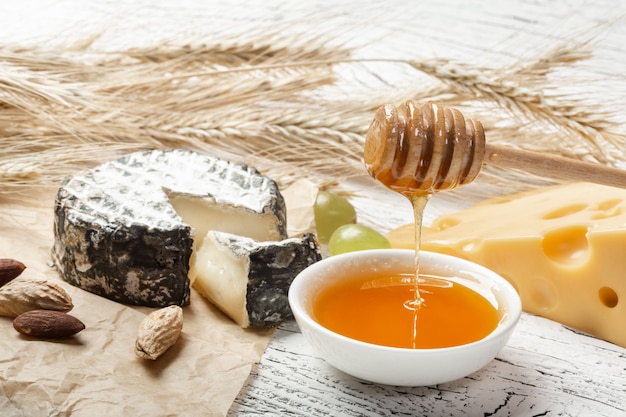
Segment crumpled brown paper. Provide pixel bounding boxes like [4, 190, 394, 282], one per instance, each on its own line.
[0, 190, 274, 417]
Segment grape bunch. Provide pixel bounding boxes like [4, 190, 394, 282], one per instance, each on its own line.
[313, 190, 391, 256]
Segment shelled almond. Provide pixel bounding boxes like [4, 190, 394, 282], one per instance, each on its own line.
[13, 309, 85, 339]
[0, 259, 26, 287]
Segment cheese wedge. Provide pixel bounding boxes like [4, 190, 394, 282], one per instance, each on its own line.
[387, 182, 626, 347]
[192, 231, 322, 328]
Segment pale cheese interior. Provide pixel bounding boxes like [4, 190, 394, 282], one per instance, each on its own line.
[169, 195, 283, 243]
[191, 233, 249, 327]
[386, 182, 626, 347]
[168, 194, 282, 284]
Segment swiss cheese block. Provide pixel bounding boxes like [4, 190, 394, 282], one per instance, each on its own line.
[193, 231, 322, 328]
[386, 182, 626, 347]
[52, 149, 287, 307]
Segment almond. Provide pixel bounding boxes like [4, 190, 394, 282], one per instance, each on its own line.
[135, 305, 183, 360]
[0, 259, 26, 287]
[13, 309, 85, 339]
[0, 278, 74, 317]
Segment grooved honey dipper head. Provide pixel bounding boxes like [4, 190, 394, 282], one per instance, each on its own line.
[364, 100, 486, 194]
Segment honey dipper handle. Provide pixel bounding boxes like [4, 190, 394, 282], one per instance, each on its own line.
[484, 143, 626, 189]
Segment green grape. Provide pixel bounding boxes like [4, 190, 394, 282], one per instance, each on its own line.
[328, 224, 391, 256]
[314, 190, 357, 243]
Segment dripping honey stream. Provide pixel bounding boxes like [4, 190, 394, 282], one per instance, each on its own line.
[406, 192, 430, 347]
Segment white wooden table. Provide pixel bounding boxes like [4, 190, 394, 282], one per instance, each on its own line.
[2, 1, 626, 416]
[230, 317, 625, 416]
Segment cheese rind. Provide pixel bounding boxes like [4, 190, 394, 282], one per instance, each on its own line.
[387, 182, 626, 347]
[193, 231, 322, 328]
[52, 149, 287, 307]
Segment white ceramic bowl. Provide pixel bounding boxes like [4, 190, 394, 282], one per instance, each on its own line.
[288, 249, 521, 386]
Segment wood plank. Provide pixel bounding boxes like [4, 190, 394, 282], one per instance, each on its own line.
[230, 315, 626, 416]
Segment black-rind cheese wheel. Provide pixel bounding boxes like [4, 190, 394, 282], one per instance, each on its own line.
[52, 149, 287, 307]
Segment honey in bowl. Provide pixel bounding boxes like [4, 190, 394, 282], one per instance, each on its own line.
[313, 271, 500, 349]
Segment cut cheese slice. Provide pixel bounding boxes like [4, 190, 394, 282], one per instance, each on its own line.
[193, 231, 322, 328]
[386, 182, 626, 347]
[53, 149, 287, 307]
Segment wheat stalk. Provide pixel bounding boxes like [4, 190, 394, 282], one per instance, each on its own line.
[408, 40, 625, 165]
[0, 34, 353, 187]
[1, 25, 625, 204]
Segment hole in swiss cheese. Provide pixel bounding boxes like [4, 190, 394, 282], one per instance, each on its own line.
[541, 225, 589, 266]
[599, 287, 618, 308]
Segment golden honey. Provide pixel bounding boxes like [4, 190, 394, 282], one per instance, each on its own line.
[313, 272, 499, 349]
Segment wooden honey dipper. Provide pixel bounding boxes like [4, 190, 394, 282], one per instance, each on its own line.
[364, 100, 626, 194]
